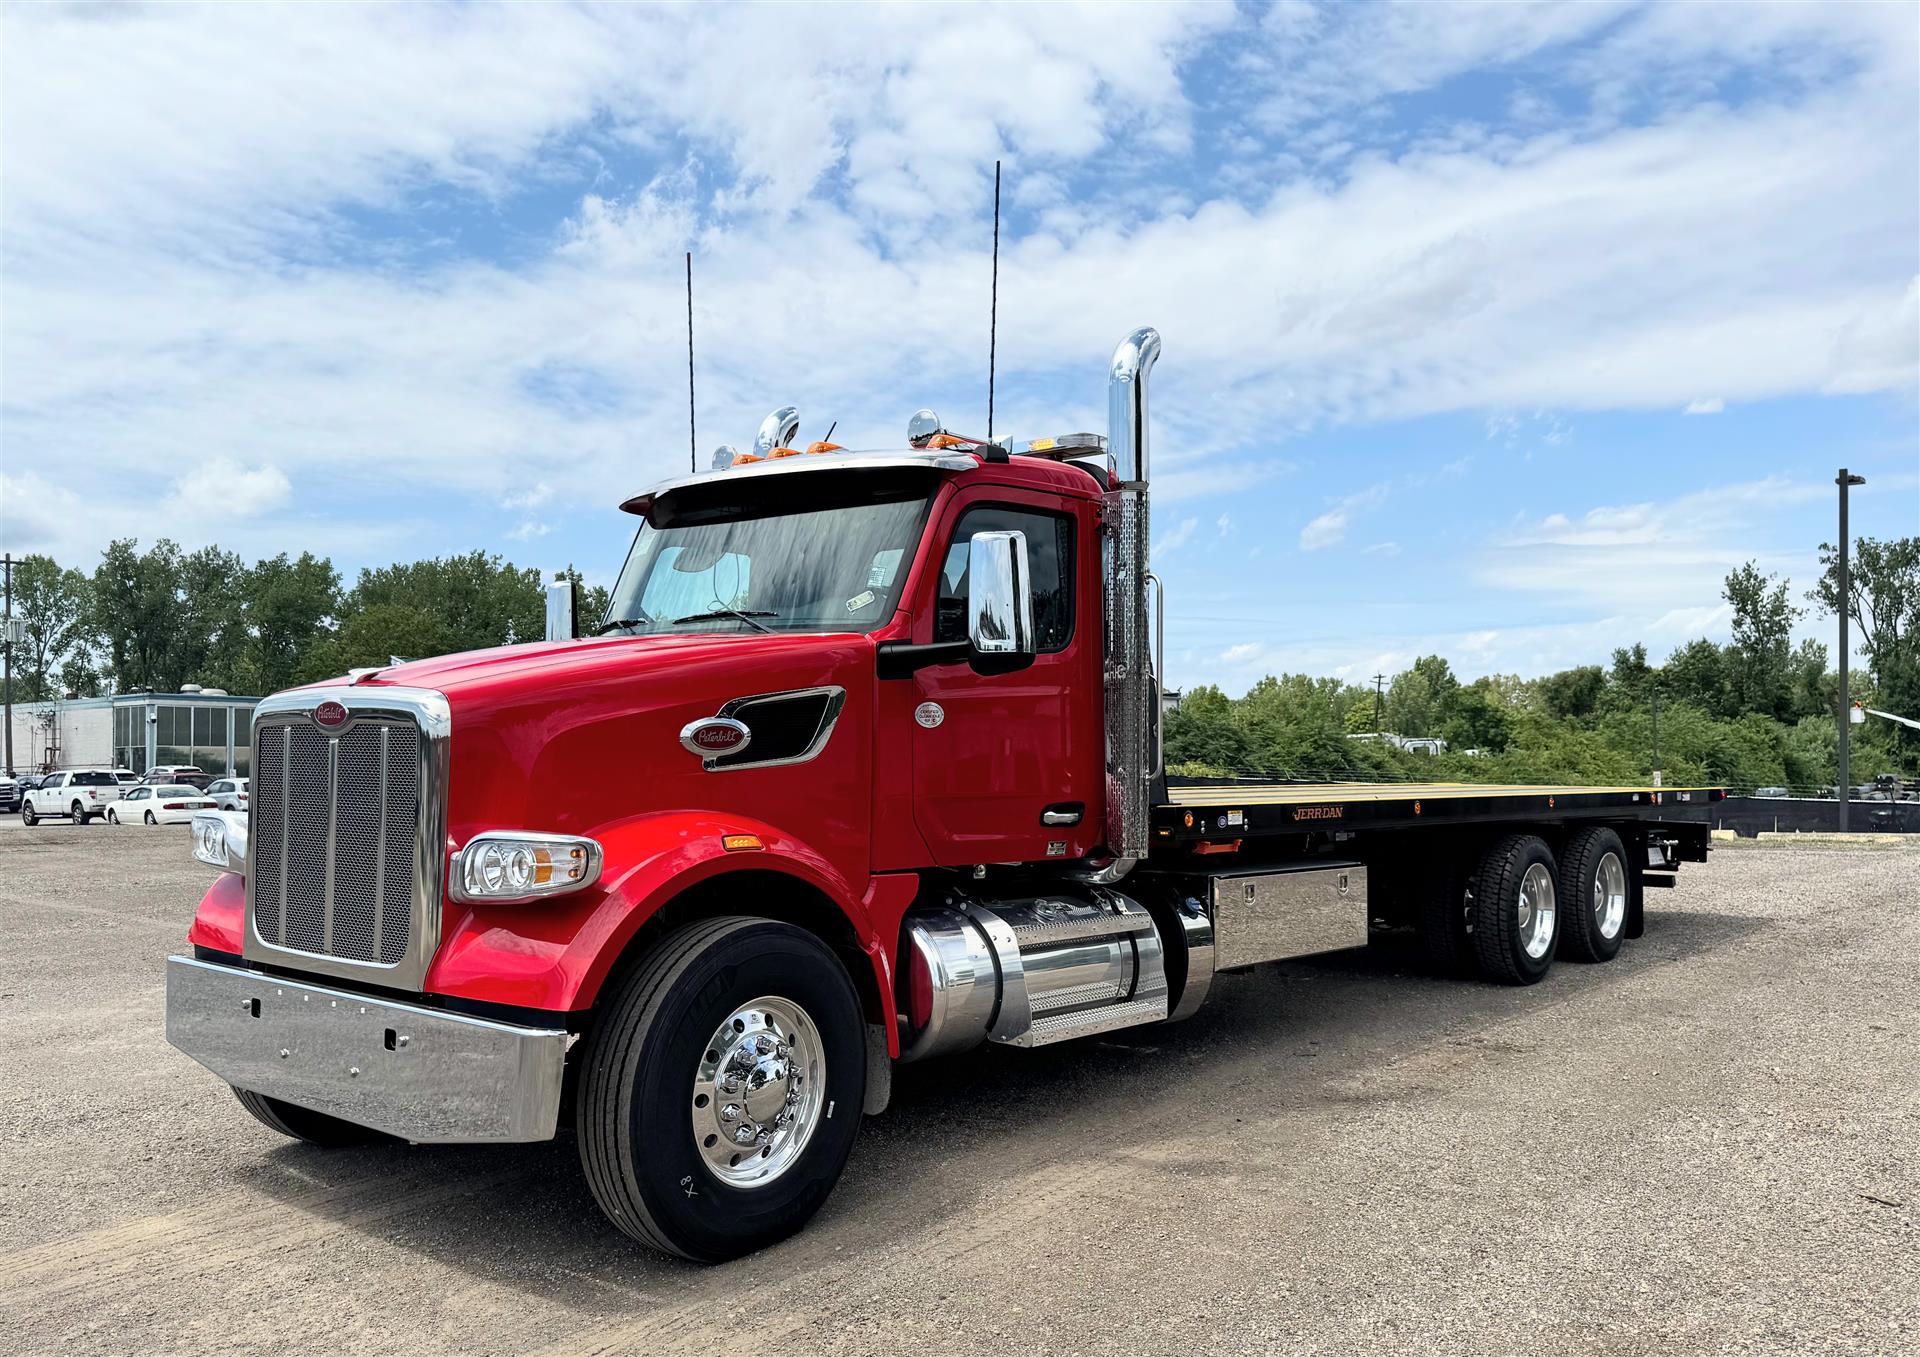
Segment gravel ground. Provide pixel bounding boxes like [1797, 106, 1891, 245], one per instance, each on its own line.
[1, 827, 1915, 1356]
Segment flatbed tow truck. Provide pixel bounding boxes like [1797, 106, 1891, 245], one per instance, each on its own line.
[164, 327, 1718, 1260]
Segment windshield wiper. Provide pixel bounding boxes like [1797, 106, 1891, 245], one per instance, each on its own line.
[671, 607, 778, 633]
[594, 612, 654, 635]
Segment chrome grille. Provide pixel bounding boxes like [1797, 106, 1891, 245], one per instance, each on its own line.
[251, 715, 421, 968]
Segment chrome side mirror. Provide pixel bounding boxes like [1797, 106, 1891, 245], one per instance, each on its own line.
[545, 576, 579, 642]
[966, 530, 1035, 667]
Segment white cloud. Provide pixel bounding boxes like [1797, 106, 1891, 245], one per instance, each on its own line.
[1684, 397, 1725, 415]
[166, 458, 291, 519]
[1299, 509, 1351, 552]
[1362, 540, 1402, 556]
[1300, 482, 1390, 551]
[506, 520, 551, 541]
[1216, 513, 1233, 536]
[1154, 516, 1200, 559]
[502, 482, 554, 511]
[0, 1, 1912, 592]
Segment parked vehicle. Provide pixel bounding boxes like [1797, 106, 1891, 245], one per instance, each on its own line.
[165, 328, 1721, 1262]
[23, 769, 123, 825]
[110, 785, 218, 826]
[0, 778, 19, 814]
[113, 768, 142, 786]
[145, 765, 211, 790]
[206, 777, 249, 812]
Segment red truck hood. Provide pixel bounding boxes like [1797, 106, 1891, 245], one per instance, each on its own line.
[354, 631, 853, 700]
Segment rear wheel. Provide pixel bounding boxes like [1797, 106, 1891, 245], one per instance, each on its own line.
[1467, 834, 1560, 985]
[71, 800, 88, 823]
[1557, 827, 1628, 963]
[231, 1087, 388, 1147]
[577, 917, 866, 1261]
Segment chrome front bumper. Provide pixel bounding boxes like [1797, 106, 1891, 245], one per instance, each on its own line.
[165, 955, 568, 1143]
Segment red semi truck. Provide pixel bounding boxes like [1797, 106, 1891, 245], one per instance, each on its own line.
[165, 328, 1718, 1260]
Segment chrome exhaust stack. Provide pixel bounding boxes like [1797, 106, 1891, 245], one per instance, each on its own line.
[1104, 327, 1161, 864]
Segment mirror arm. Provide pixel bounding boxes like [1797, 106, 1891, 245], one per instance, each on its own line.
[876, 640, 969, 679]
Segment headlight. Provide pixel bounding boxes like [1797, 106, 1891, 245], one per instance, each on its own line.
[451, 831, 602, 903]
[191, 810, 249, 872]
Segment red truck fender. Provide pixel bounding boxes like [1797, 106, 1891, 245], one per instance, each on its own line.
[428, 810, 915, 1050]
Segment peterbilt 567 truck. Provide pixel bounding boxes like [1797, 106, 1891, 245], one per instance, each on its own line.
[165, 328, 1718, 1261]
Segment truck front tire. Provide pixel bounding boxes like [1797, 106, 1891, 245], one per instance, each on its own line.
[1467, 834, 1560, 985]
[577, 916, 867, 1262]
[231, 1086, 389, 1147]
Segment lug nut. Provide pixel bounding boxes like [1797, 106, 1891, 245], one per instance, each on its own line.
[732, 1124, 756, 1145]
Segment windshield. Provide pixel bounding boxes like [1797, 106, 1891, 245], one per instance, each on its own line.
[604, 470, 934, 636]
[156, 786, 200, 797]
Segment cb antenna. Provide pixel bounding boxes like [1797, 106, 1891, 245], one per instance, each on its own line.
[988, 159, 1001, 443]
[686, 251, 697, 474]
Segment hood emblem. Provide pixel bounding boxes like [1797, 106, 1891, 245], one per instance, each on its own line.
[680, 717, 752, 759]
[313, 700, 349, 729]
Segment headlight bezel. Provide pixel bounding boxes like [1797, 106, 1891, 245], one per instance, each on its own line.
[191, 810, 249, 873]
[449, 830, 603, 904]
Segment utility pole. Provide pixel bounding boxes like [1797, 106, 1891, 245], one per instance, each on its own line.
[1371, 672, 1386, 733]
[1835, 469, 1866, 831]
[3, 552, 14, 776]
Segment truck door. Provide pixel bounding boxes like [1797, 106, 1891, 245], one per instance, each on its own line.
[904, 490, 1103, 866]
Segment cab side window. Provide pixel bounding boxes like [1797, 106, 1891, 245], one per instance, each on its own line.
[933, 505, 1074, 652]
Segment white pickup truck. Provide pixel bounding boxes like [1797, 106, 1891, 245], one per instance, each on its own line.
[22, 769, 124, 825]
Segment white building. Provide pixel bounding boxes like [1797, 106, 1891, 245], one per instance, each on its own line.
[6, 688, 259, 778]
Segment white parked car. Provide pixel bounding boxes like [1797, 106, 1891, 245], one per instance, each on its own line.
[113, 768, 141, 786]
[108, 784, 218, 826]
[206, 777, 249, 812]
[22, 769, 123, 825]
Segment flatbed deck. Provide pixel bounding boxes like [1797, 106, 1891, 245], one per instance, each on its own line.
[1157, 780, 1722, 841]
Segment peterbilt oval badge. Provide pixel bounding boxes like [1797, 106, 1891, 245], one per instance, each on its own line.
[313, 700, 348, 728]
[680, 717, 752, 759]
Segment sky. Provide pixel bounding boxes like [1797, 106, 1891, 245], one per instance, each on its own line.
[1, 0, 1916, 692]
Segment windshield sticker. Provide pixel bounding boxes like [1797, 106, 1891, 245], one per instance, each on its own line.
[846, 590, 876, 612]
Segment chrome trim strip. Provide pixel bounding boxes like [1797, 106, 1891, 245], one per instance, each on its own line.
[165, 955, 566, 1144]
[242, 685, 452, 993]
[704, 685, 848, 772]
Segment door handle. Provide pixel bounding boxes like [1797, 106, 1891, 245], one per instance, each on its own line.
[1040, 804, 1083, 827]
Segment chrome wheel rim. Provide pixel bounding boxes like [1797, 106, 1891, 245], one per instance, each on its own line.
[690, 995, 825, 1190]
[1593, 851, 1627, 940]
[1517, 862, 1557, 959]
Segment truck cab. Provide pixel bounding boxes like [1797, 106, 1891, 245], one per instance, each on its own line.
[165, 328, 1713, 1261]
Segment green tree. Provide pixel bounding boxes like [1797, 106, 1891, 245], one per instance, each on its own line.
[345, 551, 543, 655]
[175, 545, 250, 689]
[90, 539, 185, 691]
[1812, 535, 1919, 767]
[298, 603, 451, 683]
[1662, 639, 1732, 720]
[243, 552, 340, 693]
[1723, 561, 1801, 720]
[1538, 665, 1604, 721]
[9, 555, 92, 701]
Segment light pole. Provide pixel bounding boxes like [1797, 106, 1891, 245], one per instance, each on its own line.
[1835, 469, 1865, 831]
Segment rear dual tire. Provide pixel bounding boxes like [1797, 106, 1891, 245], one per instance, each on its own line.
[1467, 834, 1561, 985]
[1556, 827, 1629, 964]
